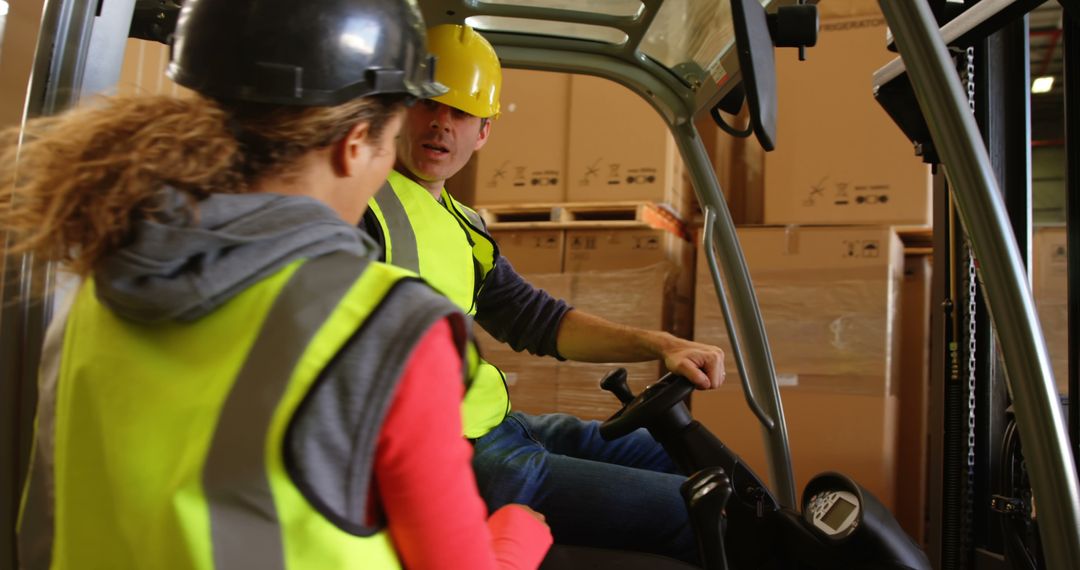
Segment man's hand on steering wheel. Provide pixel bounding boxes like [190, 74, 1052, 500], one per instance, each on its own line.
[657, 335, 726, 390]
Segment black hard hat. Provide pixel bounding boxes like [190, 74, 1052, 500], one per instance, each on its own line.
[167, 0, 446, 106]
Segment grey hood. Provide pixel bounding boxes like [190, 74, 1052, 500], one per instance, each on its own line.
[94, 188, 378, 323]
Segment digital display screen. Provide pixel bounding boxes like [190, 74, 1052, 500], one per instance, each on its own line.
[822, 497, 856, 530]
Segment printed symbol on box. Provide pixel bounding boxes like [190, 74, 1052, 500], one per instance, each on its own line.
[534, 236, 557, 248]
[488, 161, 509, 188]
[529, 171, 559, 187]
[833, 182, 850, 205]
[842, 240, 880, 258]
[512, 166, 527, 187]
[608, 163, 622, 185]
[626, 170, 658, 185]
[581, 159, 601, 186]
[854, 185, 889, 205]
[571, 236, 597, 250]
[630, 174, 652, 184]
[634, 236, 660, 249]
[806, 177, 827, 206]
[856, 194, 889, 204]
[1053, 245, 1067, 262]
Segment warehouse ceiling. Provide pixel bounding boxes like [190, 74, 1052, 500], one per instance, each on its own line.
[1029, 2, 1065, 145]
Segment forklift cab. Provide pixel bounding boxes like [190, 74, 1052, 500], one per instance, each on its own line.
[1, 0, 1078, 568]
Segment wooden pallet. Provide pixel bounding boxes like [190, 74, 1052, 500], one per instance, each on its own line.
[475, 201, 687, 237]
[686, 218, 935, 254]
[896, 226, 933, 255]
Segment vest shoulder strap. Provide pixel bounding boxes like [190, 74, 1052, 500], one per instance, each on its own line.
[454, 201, 487, 231]
[370, 181, 421, 273]
[203, 251, 370, 568]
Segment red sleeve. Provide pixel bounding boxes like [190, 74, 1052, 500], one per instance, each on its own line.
[375, 319, 553, 570]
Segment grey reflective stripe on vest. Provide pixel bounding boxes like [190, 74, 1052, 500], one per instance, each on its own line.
[372, 182, 420, 273]
[203, 251, 369, 569]
[457, 204, 485, 230]
[18, 293, 76, 570]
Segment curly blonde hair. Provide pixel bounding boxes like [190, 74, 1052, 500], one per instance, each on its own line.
[0, 93, 403, 276]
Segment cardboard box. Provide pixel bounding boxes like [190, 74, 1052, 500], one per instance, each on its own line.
[491, 230, 565, 274]
[565, 228, 688, 272]
[474, 69, 570, 205]
[565, 228, 694, 340]
[896, 253, 932, 542]
[567, 75, 690, 215]
[692, 388, 899, 511]
[763, 14, 932, 226]
[1034, 227, 1068, 395]
[693, 226, 905, 396]
[117, 38, 189, 97]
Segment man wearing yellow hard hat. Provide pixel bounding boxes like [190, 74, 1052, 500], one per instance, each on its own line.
[361, 24, 726, 564]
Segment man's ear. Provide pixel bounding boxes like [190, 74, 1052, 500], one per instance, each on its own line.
[335, 121, 372, 177]
[473, 119, 492, 152]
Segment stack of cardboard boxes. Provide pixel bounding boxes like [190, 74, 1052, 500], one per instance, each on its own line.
[690, 7, 933, 537]
[692, 227, 908, 511]
[471, 70, 692, 215]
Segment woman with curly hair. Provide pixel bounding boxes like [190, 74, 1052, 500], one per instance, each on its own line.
[9, 1, 551, 568]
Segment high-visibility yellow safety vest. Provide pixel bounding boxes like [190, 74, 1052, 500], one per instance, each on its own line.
[368, 170, 510, 439]
[18, 252, 466, 569]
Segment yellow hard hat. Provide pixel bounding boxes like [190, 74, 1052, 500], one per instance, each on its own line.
[427, 24, 501, 119]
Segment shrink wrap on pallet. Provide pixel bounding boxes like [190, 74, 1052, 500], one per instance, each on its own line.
[556, 264, 677, 420]
[694, 226, 903, 397]
[476, 263, 685, 421]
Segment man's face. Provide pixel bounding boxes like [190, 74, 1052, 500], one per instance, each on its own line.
[396, 99, 491, 184]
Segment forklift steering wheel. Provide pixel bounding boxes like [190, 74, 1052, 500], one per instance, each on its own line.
[599, 374, 695, 440]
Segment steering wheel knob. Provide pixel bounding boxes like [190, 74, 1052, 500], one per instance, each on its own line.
[600, 368, 635, 404]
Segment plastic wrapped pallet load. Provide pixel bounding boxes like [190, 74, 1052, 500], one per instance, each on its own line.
[692, 225, 904, 509]
[476, 262, 685, 421]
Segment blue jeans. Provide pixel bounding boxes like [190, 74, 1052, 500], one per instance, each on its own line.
[472, 412, 699, 565]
